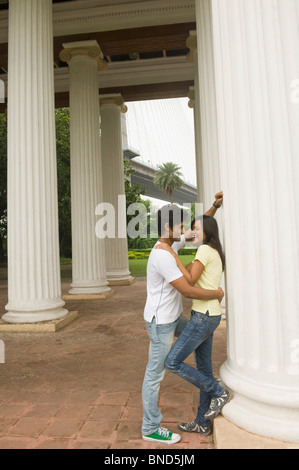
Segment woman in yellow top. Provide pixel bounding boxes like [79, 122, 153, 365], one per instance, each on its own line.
[157, 215, 230, 436]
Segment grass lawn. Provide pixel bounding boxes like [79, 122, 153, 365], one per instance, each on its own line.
[129, 254, 194, 277]
[59, 255, 195, 278]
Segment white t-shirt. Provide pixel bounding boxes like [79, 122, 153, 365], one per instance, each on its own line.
[171, 234, 185, 313]
[144, 241, 184, 325]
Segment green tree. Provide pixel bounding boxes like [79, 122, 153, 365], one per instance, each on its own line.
[124, 159, 148, 249]
[123, 159, 145, 210]
[153, 162, 183, 203]
[55, 108, 71, 258]
[124, 159, 159, 248]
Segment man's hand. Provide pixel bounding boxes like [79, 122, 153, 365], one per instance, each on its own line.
[218, 287, 224, 303]
[171, 277, 225, 302]
[184, 227, 195, 241]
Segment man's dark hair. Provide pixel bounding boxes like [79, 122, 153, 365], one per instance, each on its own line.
[157, 204, 184, 237]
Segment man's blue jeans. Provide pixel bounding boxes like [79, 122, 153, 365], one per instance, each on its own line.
[142, 315, 188, 436]
[165, 310, 225, 426]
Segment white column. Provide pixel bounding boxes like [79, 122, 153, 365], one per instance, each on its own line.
[59, 41, 111, 296]
[187, 29, 226, 317]
[3, 0, 68, 323]
[187, 32, 204, 205]
[193, 17, 221, 213]
[100, 94, 133, 285]
[196, 0, 299, 442]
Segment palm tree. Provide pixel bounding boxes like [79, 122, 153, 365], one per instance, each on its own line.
[153, 162, 183, 203]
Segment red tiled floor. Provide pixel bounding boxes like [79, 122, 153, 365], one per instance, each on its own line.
[0, 276, 227, 450]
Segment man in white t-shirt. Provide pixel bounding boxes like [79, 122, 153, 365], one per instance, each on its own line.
[142, 196, 224, 445]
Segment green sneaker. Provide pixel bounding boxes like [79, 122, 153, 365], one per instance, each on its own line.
[142, 426, 181, 444]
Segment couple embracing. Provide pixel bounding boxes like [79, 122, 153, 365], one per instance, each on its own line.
[141, 193, 230, 445]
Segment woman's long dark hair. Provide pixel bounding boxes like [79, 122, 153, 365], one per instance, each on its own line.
[193, 215, 225, 271]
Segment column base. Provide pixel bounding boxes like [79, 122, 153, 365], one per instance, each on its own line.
[2, 304, 69, 324]
[68, 281, 111, 296]
[213, 415, 299, 449]
[220, 361, 299, 444]
[107, 272, 135, 286]
[62, 290, 114, 301]
[107, 276, 135, 286]
[0, 311, 78, 332]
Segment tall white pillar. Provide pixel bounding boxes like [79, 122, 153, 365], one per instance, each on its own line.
[193, 16, 221, 213]
[187, 32, 205, 205]
[187, 30, 226, 317]
[3, 0, 68, 323]
[59, 41, 111, 296]
[196, 0, 299, 442]
[100, 94, 134, 285]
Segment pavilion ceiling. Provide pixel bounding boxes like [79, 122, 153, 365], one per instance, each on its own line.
[0, 0, 196, 110]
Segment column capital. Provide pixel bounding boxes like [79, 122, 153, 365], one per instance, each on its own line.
[59, 40, 107, 71]
[186, 30, 197, 62]
[99, 93, 127, 113]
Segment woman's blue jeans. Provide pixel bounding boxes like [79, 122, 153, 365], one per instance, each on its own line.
[142, 315, 188, 436]
[165, 310, 224, 426]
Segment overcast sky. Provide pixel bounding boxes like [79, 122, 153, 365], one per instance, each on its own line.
[125, 98, 197, 188]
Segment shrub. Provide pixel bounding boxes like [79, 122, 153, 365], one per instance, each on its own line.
[128, 251, 150, 260]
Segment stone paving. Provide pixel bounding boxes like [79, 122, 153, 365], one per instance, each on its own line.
[0, 274, 227, 450]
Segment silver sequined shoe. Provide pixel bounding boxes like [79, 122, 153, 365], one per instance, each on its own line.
[178, 421, 212, 435]
[204, 390, 231, 420]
